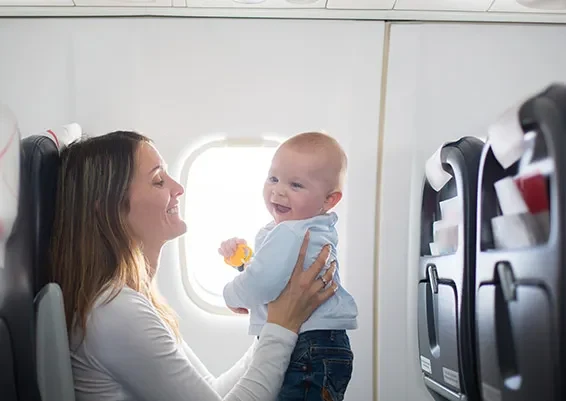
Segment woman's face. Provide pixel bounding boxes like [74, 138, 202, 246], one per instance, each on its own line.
[126, 142, 187, 248]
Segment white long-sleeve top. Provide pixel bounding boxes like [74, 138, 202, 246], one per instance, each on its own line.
[69, 286, 297, 401]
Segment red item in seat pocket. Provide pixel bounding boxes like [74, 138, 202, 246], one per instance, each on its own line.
[514, 174, 549, 214]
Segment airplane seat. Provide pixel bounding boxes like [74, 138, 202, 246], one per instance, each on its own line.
[475, 82, 566, 400]
[0, 104, 25, 401]
[20, 123, 82, 401]
[418, 136, 484, 401]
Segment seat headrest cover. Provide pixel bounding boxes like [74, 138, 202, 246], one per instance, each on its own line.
[487, 101, 526, 169]
[425, 143, 453, 191]
[0, 104, 20, 268]
[37, 123, 82, 152]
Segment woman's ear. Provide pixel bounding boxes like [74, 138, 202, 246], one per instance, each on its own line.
[323, 191, 342, 211]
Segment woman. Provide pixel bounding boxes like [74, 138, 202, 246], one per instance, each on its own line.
[49, 131, 337, 401]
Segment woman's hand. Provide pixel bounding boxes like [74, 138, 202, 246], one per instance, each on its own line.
[266, 231, 337, 333]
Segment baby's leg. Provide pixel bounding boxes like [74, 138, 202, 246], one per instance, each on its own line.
[277, 336, 310, 401]
[277, 330, 354, 401]
[305, 330, 353, 401]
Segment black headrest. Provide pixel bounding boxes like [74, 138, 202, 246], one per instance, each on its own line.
[20, 135, 61, 294]
[17, 124, 82, 295]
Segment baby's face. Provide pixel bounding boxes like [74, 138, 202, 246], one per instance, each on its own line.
[263, 146, 335, 224]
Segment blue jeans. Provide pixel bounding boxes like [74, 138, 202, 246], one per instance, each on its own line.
[277, 330, 354, 401]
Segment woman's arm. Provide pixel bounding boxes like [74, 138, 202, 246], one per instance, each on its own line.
[224, 324, 298, 398]
[85, 288, 296, 401]
[180, 337, 257, 397]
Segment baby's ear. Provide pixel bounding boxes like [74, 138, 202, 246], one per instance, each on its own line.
[323, 191, 342, 211]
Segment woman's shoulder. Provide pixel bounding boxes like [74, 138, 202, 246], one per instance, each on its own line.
[83, 287, 161, 339]
[92, 286, 152, 314]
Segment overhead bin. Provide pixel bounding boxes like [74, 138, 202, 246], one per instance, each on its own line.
[475, 83, 566, 401]
[417, 137, 484, 401]
[2, 0, 566, 21]
[73, 0, 172, 6]
[184, 0, 326, 8]
[394, 0, 492, 11]
[489, 0, 566, 13]
[73, 0, 326, 7]
[326, 0, 394, 9]
[0, 0, 72, 5]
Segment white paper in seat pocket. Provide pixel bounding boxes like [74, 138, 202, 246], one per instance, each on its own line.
[425, 144, 452, 191]
[488, 101, 526, 169]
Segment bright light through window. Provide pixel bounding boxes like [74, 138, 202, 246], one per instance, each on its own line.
[181, 142, 278, 311]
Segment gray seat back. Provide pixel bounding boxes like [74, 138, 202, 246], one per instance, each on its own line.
[35, 283, 75, 401]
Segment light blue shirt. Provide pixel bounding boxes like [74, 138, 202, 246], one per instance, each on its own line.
[223, 212, 358, 336]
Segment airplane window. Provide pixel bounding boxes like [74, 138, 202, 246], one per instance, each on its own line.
[180, 140, 279, 313]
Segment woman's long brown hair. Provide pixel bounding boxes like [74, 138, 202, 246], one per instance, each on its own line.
[49, 131, 180, 342]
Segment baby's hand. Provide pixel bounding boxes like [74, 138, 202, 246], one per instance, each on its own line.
[218, 237, 247, 259]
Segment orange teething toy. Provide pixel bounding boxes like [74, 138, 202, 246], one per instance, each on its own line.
[224, 243, 253, 272]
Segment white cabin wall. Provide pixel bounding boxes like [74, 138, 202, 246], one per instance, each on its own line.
[379, 21, 566, 401]
[0, 17, 383, 401]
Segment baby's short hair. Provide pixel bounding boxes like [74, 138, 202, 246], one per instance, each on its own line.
[281, 131, 347, 191]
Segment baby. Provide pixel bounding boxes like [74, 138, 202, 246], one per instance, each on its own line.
[219, 131, 358, 401]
